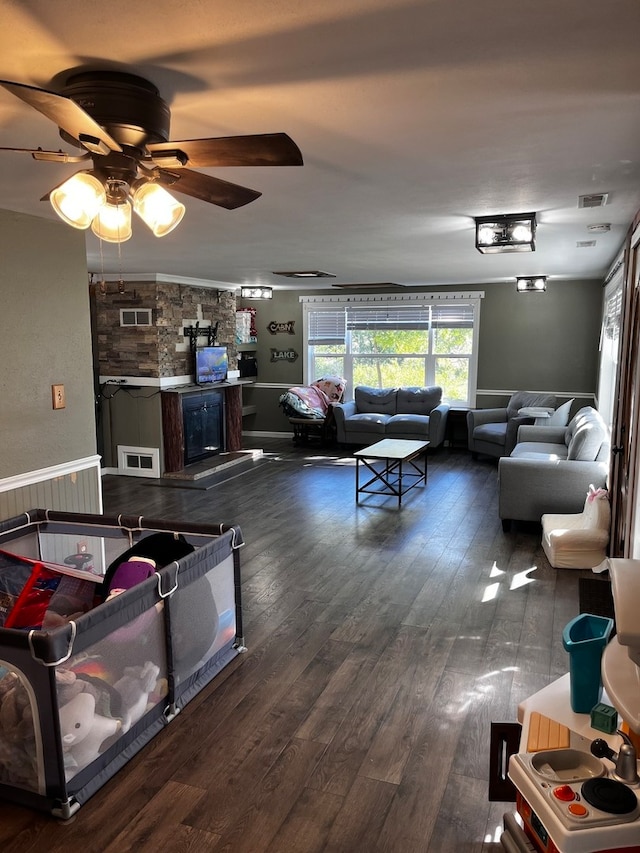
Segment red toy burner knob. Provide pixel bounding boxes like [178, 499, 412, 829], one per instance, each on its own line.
[553, 784, 576, 802]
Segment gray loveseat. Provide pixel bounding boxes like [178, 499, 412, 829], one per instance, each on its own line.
[498, 406, 610, 530]
[333, 385, 449, 447]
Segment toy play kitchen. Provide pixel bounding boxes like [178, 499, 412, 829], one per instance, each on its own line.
[501, 558, 640, 853]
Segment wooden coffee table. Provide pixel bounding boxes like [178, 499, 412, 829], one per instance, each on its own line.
[354, 438, 430, 507]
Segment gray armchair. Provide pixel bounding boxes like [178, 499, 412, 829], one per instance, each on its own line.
[467, 391, 558, 459]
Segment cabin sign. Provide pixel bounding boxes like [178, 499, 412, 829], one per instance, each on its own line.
[267, 320, 295, 335]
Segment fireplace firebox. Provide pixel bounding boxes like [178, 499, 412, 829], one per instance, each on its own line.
[182, 390, 225, 465]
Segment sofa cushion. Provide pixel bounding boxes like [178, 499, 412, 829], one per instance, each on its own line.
[386, 413, 430, 438]
[473, 422, 508, 446]
[354, 386, 398, 414]
[396, 386, 441, 415]
[511, 441, 569, 461]
[564, 406, 594, 443]
[565, 407, 607, 461]
[343, 413, 391, 435]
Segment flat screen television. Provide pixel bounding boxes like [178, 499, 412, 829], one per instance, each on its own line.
[194, 346, 228, 385]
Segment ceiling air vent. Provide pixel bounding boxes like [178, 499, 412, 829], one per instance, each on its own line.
[272, 270, 336, 278]
[331, 282, 404, 289]
[578, 193, 609, 209]
[577, 240, 597, 248]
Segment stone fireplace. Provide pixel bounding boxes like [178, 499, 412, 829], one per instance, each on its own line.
[93, 276, 244, 474]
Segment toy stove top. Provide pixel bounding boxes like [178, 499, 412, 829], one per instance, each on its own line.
[509, 750, 640, 853]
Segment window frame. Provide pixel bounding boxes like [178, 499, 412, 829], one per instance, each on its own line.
[301, 291, 483, 406]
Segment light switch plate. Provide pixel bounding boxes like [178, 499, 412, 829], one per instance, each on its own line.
[52, 384, 66, 410]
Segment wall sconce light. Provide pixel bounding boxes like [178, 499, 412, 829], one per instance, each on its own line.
[516, 276, 547, 293]
[241, 286, 273, 299]
[475, 212, 537, 253]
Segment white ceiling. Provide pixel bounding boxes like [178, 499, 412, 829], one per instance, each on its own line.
[1, 0, 639, 291]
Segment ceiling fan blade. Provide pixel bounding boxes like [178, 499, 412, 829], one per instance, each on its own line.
[0, 79, 122, 155]
[0, 146, 90, 163]
[154, 168, 261, 209]
[147, 133, 303, 168]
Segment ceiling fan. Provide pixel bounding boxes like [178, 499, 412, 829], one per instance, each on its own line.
[0, 69, 303, 241]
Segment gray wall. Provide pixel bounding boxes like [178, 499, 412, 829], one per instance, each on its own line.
[0, 209, 99, 516]
[476, 279, 602, 397]
[242, 279, 604, 434]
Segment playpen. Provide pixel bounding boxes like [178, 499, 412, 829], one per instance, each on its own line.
[0, 508, 244, 818]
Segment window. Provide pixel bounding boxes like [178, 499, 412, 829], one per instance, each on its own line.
[302, 292, 482, 406]
[597, 263, 623, 431]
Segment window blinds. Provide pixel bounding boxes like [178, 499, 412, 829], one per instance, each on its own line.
[308, 302, 475, 339]
[307, 309, 346, 344]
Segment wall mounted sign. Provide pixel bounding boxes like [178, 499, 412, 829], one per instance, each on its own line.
[270, 348, 299, 363]
[267, 320, 295, 335]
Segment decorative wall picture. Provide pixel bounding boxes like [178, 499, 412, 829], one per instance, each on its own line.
[266, 320, 295, 335]
[270, 348, 298, 363]
[236, 308, 257, 344]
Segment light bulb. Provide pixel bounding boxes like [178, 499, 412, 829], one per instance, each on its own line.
[50, 173, 106, 229]
[91, 200, 132, 243]
[478, 225, 496, 245]
[132, 182, 185, 237]
[511, 224, 532, 243]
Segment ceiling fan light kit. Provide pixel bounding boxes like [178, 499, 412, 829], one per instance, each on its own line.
[0, 69, 303, 244]
[475, 212, 537, 253]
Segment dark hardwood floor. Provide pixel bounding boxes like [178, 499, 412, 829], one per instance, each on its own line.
[0, 438, 592, 852]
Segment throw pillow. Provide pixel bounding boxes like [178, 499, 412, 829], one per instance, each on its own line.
[547, 399, 574, 426]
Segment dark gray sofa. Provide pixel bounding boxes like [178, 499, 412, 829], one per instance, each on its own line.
[498, 406, 610, 530]
[333, 385, 449, 447]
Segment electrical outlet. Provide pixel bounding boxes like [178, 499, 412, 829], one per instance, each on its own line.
[52, 384, 66, 410]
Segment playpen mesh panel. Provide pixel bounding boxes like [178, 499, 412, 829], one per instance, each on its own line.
[170, 553, 237, 687]
[56, 601, 168, 782]
[0, 664, 43, 793]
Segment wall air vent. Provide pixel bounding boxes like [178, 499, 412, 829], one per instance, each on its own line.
[120, 308, 153, 326]
[578, 193, 609, 209]
[117, 445, 160, 478]
[577, 240, 597, 248]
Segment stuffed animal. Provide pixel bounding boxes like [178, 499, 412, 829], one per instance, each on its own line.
[0, 669, 37, 788]
[112, 661, 161, 732]
[59, 692, 121, 776]
[56, 657, 164, 754]
[105, 555, 156, 601]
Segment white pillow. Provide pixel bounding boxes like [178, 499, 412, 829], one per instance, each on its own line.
[548, 399, 574, 426]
